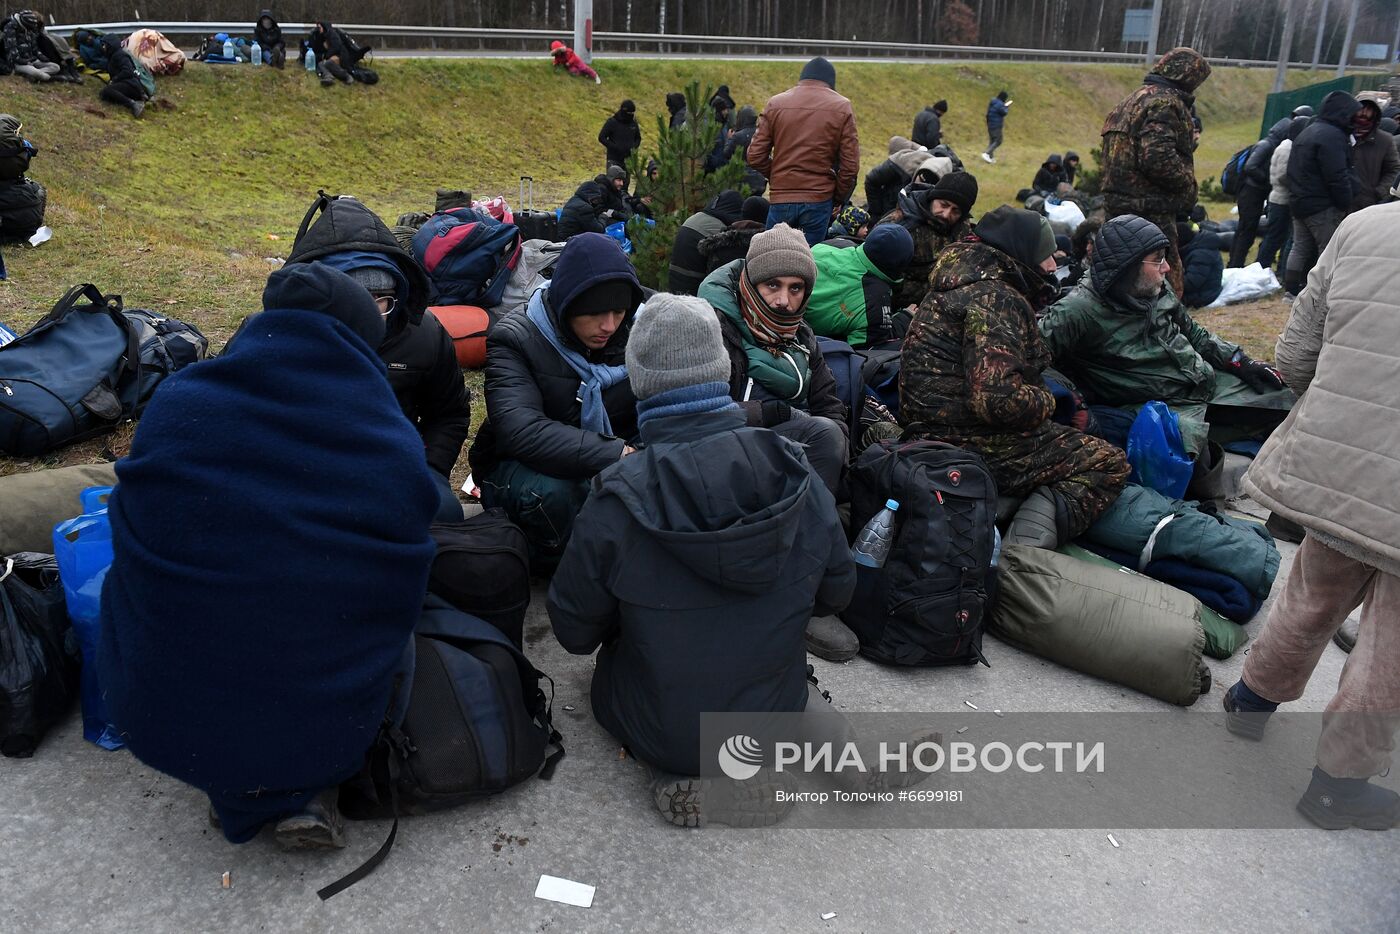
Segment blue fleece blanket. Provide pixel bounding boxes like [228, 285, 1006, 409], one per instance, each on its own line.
[99, 264, 439, 842]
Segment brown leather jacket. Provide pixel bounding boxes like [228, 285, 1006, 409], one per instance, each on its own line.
[748, 80, 860, 205]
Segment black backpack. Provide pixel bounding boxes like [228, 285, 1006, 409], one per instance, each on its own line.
[841, 435, 999, 667]
[427, 508, 531, 648]
[326, 597, 561, 900]
[122, 308, 210, 411]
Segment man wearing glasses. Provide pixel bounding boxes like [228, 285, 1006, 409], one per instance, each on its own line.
[284, 195, 473, 521]
[1039, 215, 1293, 496]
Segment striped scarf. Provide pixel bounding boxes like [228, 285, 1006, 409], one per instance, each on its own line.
[738, 267, 805, 355]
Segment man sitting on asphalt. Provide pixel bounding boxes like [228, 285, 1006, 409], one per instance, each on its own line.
[1038, 215, 1292, 472]
[901, 206, 1130, 550]
[285, 194, 472, 522]
[468, 233, 645, 570]
[876, 171, 979, 310]
[547, 293, 858, 829]
[806, 224, 915, 348]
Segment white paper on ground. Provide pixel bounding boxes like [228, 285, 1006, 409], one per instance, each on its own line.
[534, 875, 595, 908]
[27, 226, 52, 246]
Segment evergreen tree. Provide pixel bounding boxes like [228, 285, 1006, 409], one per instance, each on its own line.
[626, 81, 750, 290]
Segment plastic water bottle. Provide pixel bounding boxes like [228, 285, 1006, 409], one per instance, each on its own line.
[251, 40, 262, 66]
[305, 47, 317, 72]
[852, 499, 900, 568]
[991, 526, 1003, 567]
[222, 37, 235, 60]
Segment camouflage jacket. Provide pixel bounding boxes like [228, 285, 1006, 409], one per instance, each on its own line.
[875, 206, 971, 310]
[900, 240, 1056, 438]
[1100, 48, 1210, 216]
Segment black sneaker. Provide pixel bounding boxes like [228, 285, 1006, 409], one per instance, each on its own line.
[274, 788, 347, 850]
[651, 771, 795, 829]
[1332, 616, 1359, 654]
[1296, 767, 1400, 830]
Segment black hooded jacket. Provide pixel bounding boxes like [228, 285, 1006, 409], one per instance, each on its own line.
[1032, 154, 1067, 193]
[254, 11, 284, 49]
[285, 195, 471, 477]
[1243, 118, 1292, 190]
[668, 191, 743, 295]
[469, 233, 643, 481]
[547, 406, 855, 777]
[1286, 91, 1361, 219]
[912, 106, 943, 148]
[559, 181, 609, 239]
[598, 109, 642, 168]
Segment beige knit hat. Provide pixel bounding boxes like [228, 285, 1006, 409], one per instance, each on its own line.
[744, 223, 817, 293]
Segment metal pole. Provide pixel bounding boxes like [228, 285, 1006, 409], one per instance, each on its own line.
[1391, 11, 1400, 66]
[574, 0, 593, 63]
[1311, 0, 1329, 70]
[1275, 0, 1298, 93]
[1146, 0, 1163, 65]
[1335, 0, 1357, 77]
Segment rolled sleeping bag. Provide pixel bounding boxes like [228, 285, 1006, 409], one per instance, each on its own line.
[990, 544, 1208, 706]
[0, 463, 119, 556]
[428, 305, 491, 369]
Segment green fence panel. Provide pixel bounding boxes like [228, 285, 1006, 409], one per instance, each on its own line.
[1261, 75, 1384, 136]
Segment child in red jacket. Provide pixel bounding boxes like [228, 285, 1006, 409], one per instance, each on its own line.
[550, 40, 599, 83]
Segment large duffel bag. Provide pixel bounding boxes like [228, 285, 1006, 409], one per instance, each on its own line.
[427, 508, 531, 647]
[841, 435, 999, 667]
[428, 305, 492, 370]
[990, 544, 1210, 706]
[0, 285, 208, 457]
[0, 463, 118, 556]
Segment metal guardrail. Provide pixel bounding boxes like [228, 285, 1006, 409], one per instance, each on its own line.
[48, 21, 1390, 71]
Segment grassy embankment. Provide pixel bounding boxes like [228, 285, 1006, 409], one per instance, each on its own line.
[0, 57, 1309, 481]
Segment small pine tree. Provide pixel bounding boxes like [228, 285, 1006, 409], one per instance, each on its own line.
[626, 82, 750, 290]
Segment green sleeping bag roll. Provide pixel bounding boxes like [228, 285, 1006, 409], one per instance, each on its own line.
[0, 463, 118, 556]
[990, 544, 1208, 706]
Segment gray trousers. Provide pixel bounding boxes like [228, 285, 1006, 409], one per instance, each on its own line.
[771, 415, 848, 496]
[1287, 207, 1345, 277]
[986, 126, 1004, 156]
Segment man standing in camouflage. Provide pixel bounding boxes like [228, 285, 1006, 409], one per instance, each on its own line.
[900, 206, 1129, 550]
[1099, 47, 1211, 297]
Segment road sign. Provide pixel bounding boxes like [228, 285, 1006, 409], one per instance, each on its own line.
[1122, 9, 1153, 43]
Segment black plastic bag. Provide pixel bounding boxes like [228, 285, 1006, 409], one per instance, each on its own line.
[1, 552, 81, 757]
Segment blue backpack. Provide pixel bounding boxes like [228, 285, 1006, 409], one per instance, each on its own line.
[814, 336, 864, 441]
[411, 208, 522, 308]
[1220, 144, 1254, 197]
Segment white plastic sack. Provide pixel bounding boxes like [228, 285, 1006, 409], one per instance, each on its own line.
[1208, 262, 1280, 308]
[491, 239, 558, 318]
[1044, 199, 1086, 232]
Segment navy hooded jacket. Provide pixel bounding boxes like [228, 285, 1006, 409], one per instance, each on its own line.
[99, 263, 438, 843]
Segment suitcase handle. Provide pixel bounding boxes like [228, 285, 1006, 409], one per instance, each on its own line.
[519, 175, 534, 211]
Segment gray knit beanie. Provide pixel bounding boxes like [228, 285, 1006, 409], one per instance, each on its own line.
[744, 224, 817, 294]
[625, 293, 731, 400]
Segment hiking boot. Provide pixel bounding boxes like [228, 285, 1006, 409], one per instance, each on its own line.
[1332, 615, 1359, 654]
[651, 771, 795, 828]
[980, 152, 994, 164]
[1004, 487, 1068, 550]
[273, 788, 347, 850]
[129, 100, 145, 119]
[1222, 679, 1278, 741]
[1265, 512, 1306, 545]
[806, 615, 860, 662]
[1296, 766, 1400, 830]
[847, 729, 943, 793]
[320, 73, 335, 87]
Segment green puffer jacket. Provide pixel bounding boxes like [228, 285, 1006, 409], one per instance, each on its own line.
[1038, 280, 1238, 407]
[807, 241, 898, 346]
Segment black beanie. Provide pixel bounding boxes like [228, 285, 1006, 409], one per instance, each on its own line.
[800, 56, 837, 89]
[621, 99, 636, 113]
[929, 171, 979, 215]
[742, 196, 770, 224]
[565, 280, 637, 318]
[934, 99, 948, 113]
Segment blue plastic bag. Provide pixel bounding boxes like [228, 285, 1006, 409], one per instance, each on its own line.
[1126, 402, 1194, 500]
[605, 221, 633, 254]
[52, 486, 124, 750]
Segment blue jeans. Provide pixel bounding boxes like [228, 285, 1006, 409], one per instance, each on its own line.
[767, 200, 833, 246]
